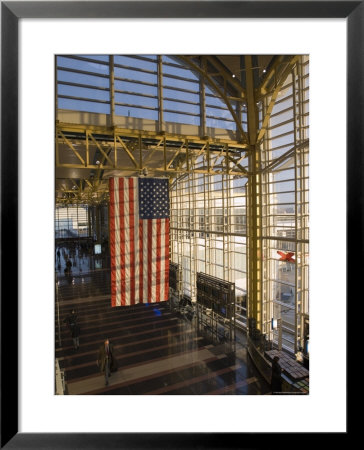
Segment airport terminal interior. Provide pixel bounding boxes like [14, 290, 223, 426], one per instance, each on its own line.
[55, 54, 309, 395]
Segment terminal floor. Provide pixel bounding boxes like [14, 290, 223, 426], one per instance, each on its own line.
[55, 242, 271, 395]
[56, 295, 270, 395]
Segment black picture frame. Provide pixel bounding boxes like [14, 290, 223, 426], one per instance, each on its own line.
[1, 1, 358, 447]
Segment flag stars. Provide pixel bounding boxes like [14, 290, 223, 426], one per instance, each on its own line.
[138, 177, 170, 219]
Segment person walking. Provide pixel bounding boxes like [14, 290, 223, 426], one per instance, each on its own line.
[97, 338, 117, 386]
[271, 356, 283, 394]
[66, 258, 72, 274]
[70, 321, 80, 350]
[64, 309, 78, 328]
[63, 309, 80, 350]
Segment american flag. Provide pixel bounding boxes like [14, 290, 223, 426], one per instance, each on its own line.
[109, 177, 170, 307]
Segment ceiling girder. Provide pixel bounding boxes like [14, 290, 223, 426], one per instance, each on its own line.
[204, 55, 246, 99]
[55, 123, 249, 204]
[257, 56, 299, 144]
[178, 56, 249, 144]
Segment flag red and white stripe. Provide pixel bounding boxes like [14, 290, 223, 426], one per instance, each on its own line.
[109, 177, 169, 307]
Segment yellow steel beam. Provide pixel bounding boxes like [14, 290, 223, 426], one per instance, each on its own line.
[259, 55, 286, 96]
[205, 55, 246, 98]
[56, 155, 249, 175]
[88, 132, 113, 166]
[116, 135, 138, 168]
[245, 57, 258, 146]
[186, 140, 190, 172]
[86, 131, 90, 166]
[148, 163, 244, 176]
[58, 130, 85, 166]
[56, 131, 60, 166]
[71, 179, 80, 192]
[206, 142, 210, 173]
[163, 137, 167, 171]
[225, 144, 230, 174]
[235, 153, 247, 166]
[55, 163, 115, 170]
[113, 133, 117, 168]
[209, 152, 220, 170]
[57, 122, 248, 148]
[143, 139, 163, 165]
[259, 139, 309, 174]
[166, 141, 185, 169]
[245, 55, 262, 333]
[178, 56, 248, 144]
[150, 138, 164, 149]
[139, 135, 143, 170]
[257, 56, 299, 143]
[196, 143, 206, 158]
[226, 155, 249, 175]
[57, 165, 244, 177]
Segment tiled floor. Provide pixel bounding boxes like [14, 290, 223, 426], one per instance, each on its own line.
[55, 241, 271, 395]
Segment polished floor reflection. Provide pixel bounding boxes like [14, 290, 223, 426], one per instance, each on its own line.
[55, 241, 270, 395]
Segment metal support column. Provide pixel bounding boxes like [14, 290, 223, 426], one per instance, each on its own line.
[200, 57, 207, 138]
[55, 56, 58, 122]
[157, 55, 165, 133]
[245, 55, 263, 337]
[109, 55, 115, 127]
[293, 63, 300, 352]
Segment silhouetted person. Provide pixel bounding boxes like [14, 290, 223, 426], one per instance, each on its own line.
[97, 338, 117, 386]
[56, 249, 61, 262]
[66, 258, 72, 273]
[63, 309, 76, 327]
[271, 356, 282, 394]
[70, 321, 80, 350]
[63, 309, 80, 350]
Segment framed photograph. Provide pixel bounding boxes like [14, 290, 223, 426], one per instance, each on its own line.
[1, 1, 359, 447]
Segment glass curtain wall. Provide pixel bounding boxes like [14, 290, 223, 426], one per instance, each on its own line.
[169, 56, 309, 349]
[56, 55, 241, 136]
[55, 54, 309, 352]
[57, 55, 111, 114]
[170, 167, 248, 327]
[260, 56, 309, 353]
[55, 203, 110, 244]
[55, 204, 89, 239]
[162, 56, 200, 126]
[206, 85, 237, 131]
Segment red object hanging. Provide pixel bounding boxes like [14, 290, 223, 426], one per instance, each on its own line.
[277, 251, 295, 263]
